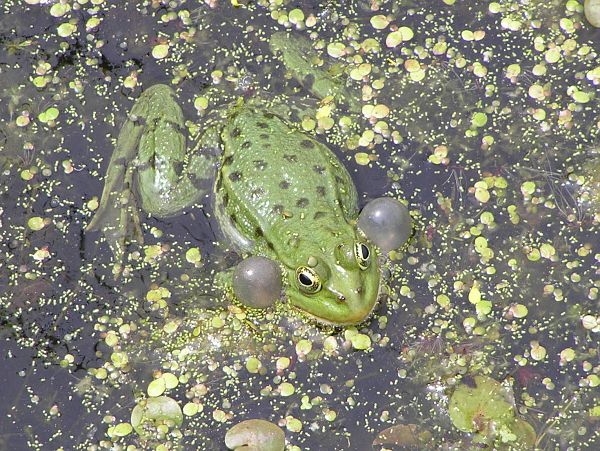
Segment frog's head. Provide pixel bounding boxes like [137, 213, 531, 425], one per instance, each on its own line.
[284, 238, 381, 326]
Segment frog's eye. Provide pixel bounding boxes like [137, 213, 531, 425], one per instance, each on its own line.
[354, 242, 371, 270]
[296, 266, 321, 293]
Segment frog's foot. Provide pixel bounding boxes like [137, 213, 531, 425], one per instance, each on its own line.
[268, 31, 362, 113]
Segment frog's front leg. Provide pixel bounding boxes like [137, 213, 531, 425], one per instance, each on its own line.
[87, 84, 220, 265]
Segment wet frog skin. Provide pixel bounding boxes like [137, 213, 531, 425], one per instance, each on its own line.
[88, 33, 384, 325]
[216, 105, 381, 325]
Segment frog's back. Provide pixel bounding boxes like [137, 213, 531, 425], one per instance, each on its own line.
[217, 107, 358, 257]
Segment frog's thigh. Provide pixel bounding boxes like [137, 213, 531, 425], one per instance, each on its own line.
[137, 125, 222, 218]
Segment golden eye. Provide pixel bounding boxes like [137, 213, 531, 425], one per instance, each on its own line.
[296, 266, 322, 293]
[354, 242, 370, 270]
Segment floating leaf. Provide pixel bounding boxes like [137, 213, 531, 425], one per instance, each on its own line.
[112, 422, 133, 437]
[147, 377, 166, 397]
[386, 30, 403, 47]
[152, 43, 169, 59]
[50, 3, 68, 17]
[27, 217, 46, 231]
[355, 152, 370, 165]
[449, 375, 514, 433]
[288, 8, 305, 24]
[131, 396, 183, 438]
[471, 112, 488, 128]
[585, 0, 600, 27]
[183, 402, 201, 416]
[370, 15, 390, 30]
[162, 373, 179, 389]
[57, 22, 76, 37]
[350, 333, 371, 350]
[326, 42, 346, 58]
[225, 419, 285, 451]
[279, 382, 295, 396]
[185, 247, 201, 264]
[373, 423, 432, 447]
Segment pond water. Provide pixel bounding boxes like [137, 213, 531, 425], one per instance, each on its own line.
[1, 0, 599, 450]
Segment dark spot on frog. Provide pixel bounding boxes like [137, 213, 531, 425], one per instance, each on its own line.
[283, 154, 298, 163]
[272, 204, 284, 215]
[250, 187, 265, 198]
[313, 211, 326, 220]
[303, 74, 315, 90]
[255, 227, 263, 237]
[259, 133, 269, 140]
[113, 157, 127, 168]
[313, 165, 325, 175]
[266, 240, 275, 251]
[230, 213, 237, 224]
[188, 174, 210, 189]
[222, 192, 229, 207]
[301, 139, 314, 149]
[263, 113, 275, 119]
[173, 161, 184, 175]
[256, 122, 269, 129]
[216, 176, 222, 191]
[222, 155, 233, 166]
[461, 375, 477, 388]
[241, 141, 251, 149]
[230, 127, 241, 138]
[316, 186, 326, 196]
[335, 175, 345, 185]
[229, 171, 242, 182]
[279, 180, 290, 189]
[137, 161, 152, 171]
[296, 198, 309, 208]
[264, 143, 271, 148]
[254, 159, 267, 170]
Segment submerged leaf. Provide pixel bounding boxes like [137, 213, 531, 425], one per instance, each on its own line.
[373, 423, 432, 447]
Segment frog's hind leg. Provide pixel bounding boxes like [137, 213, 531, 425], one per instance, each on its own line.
[87, 84, 220, 266]
[134, 85, 228, 218]
[85, 91, 154, 264]
[136, 123, 221, 218]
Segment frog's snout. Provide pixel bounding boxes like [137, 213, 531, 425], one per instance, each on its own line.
[328, 286, 346, 302]
[288, 271, 379, 325]
[331, 286, 364, 303]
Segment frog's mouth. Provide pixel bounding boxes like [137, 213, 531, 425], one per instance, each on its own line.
[286, 264, 383, 326]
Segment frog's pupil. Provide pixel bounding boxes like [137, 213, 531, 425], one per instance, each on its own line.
[299, 273, 312, 286]
[361, 244, 369, 260]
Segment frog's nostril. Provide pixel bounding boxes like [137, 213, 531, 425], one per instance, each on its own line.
[338, 294, 346, 302]
[356, 287, 363, 294]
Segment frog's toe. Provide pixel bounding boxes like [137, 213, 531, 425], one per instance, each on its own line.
[232, 256, 282, 309]
[358, 197, 412, 253]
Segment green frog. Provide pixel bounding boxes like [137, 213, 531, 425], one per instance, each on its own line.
[87, 32, 408, 325]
